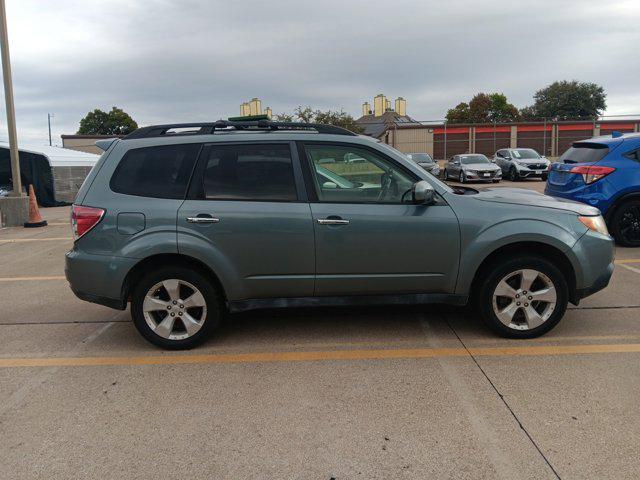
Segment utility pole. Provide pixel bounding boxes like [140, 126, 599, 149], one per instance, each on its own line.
[48, 113, 54, 146]
[0, 0, 22, 196]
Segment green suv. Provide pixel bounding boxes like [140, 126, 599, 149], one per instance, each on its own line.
[65, 121, 614, 349]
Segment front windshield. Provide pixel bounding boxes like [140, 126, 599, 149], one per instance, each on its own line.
[511, 149, 540, 159]
[408, 153, 433, 164]
[460, 155, 490, 165]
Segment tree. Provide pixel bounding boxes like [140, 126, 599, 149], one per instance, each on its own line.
[446, 93, 519, 123]
[521, 80, 606, 120]
[275, 106, 363, 133]
[77, 107, 138, 135]
[445, 102, 470, 124]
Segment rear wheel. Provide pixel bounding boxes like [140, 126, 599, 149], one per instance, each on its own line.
[477, 256, 568, 338]
[610, 200, 640, 247]
[131, 266, 222, 349]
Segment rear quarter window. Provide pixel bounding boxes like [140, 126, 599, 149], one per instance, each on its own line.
[110, 144, 200, 199]
[559, 143, 609, 164]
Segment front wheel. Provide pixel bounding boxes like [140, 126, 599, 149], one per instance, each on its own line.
[541, 173, 548, 181]
[477, 256, 568, 338]
[509, 167, 519, 182]
[131, 266, 222, 349]
[610, 200, 640, 247]
[459, 171, 465, 183]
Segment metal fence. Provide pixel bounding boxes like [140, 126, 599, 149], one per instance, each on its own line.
[383, 115, 640, 160]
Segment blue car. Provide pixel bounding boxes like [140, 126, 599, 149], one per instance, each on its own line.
[545, 132, 640, 247]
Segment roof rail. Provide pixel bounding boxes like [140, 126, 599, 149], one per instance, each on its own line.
[123, 120, 358, 140]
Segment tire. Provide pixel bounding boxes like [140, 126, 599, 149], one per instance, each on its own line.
[610, 200, 640, 247]
[477, 255, 568, 338]
[131, 266, 222, 349]
[459, 171, 465, 183]
[541, 173, 548, 182]
[509, 167, 519, 182]
[492, 179, 500, 183]
[444, 169, 449, 180]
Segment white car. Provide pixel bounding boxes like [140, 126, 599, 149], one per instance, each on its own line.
[494, 148, 550, 181]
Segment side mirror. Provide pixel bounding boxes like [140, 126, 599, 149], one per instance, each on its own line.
[504, 155, 511, 160]
[322, 181, 338, 190]
[454, 161, 460, 165]
[412, 180, 435, 205]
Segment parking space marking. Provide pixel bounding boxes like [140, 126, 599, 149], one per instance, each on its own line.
[615, 258, 640, 264]
[619, 263, 640, 275]
[0, 237, 72, 244]
[0, 275, 66, 282]
[1, 343, 640, 368]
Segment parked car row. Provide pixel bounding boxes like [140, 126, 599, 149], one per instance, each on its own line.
[406, 148, 550, 184]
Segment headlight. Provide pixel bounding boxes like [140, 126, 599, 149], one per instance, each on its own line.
[578, 215, 609, 236]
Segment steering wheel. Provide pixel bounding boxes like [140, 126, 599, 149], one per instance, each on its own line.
[377, 171, 393, 202]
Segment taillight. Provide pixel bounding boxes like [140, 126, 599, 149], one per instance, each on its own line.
[71, 205, 105, 240]
[569, 165, 615, 184]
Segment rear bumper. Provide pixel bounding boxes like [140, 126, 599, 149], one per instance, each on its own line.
[65, 249, 136, 310]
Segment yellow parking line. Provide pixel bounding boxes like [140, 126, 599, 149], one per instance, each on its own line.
[0, 275, 66, 282]
[615, 259, 640, 264]
[0, 237, 71, 243]
[1, 343, 640, 368]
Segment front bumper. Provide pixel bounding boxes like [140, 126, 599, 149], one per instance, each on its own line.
[65, 249, 137, 310]
[464, 170, 501, 181]
[570, 230, 615, 303]
[515, 163, 550, 178]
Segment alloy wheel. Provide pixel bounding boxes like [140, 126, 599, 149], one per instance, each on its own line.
[618, 205, 640, 245]
[142, 279, 207, 340]
[491, 268, 557, 330]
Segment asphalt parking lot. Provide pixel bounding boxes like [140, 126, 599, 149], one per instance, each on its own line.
[1, 178, 639, 479]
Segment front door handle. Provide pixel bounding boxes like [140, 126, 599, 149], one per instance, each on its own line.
[317, 218, 349, 225]
[187, 216, 220, 224]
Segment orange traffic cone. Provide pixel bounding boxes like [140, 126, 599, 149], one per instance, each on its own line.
[24, 184, 47, 228]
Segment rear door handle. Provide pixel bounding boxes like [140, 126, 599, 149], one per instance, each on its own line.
[187, 216, 220, 224]
[317, 218, 349, 225]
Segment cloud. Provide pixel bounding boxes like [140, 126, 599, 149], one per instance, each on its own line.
[0, 0, 638, 144]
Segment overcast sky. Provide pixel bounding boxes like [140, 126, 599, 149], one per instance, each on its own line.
[1, 0, 639, 145]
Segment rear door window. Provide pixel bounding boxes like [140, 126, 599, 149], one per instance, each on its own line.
[559, 143, 609, 164]
[202, 144, 297, 201]
[110, 144, 200, 199]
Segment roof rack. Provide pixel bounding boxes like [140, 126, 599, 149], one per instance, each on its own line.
[123, 120, 358, 139]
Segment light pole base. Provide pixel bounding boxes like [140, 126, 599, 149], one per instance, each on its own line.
[0, 195, 29, 227]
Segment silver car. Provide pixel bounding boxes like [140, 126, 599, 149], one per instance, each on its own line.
[406, 153, 440, 177]
[444, 154, 501, 183]
[494, 148, 551, 181]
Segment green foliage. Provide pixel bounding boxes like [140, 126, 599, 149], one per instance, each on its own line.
[521, 80, 606, 120]
[274, 106, 363, 134]
[446, 93, 520, 124]
[77, 107, 138, 135]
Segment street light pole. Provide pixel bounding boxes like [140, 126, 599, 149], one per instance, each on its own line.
[48, 113, 54, 146]
[0, 0, 22, 196]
